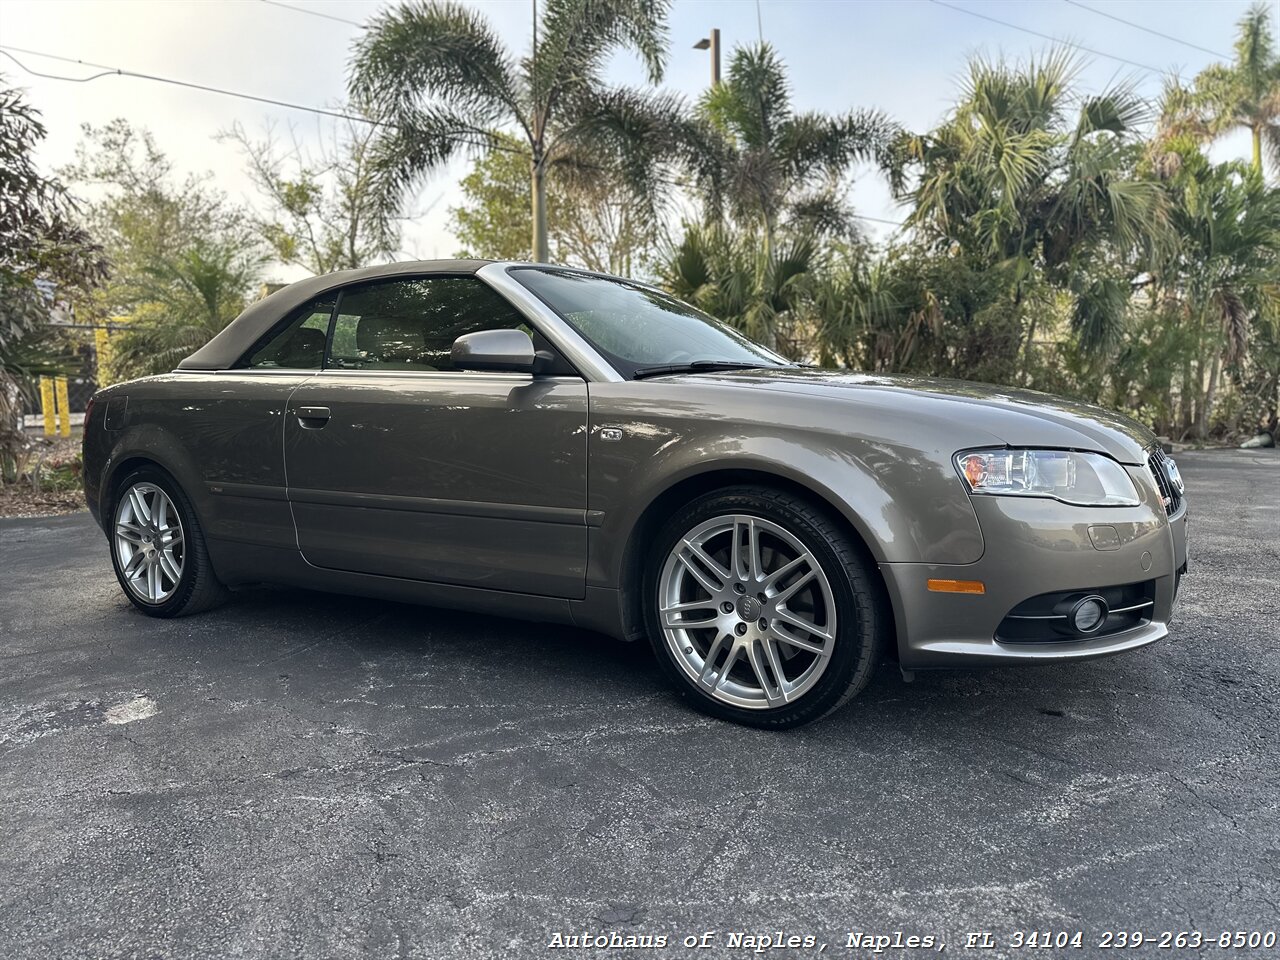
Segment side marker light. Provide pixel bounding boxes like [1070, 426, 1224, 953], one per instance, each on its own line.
[927, 579, 986, 595]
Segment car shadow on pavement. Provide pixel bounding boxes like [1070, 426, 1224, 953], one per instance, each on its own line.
[159, 580, 1171, 751]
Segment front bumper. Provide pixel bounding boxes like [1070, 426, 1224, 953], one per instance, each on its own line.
[882, 464, 1188, 668]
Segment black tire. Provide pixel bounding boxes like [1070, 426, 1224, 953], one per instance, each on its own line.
[642, 485, 886, 728]
[108, 465, 228, 618]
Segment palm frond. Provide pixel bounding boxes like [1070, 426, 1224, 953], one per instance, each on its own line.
[533, 0, 670, 106]
[364, 104, 507, 228]
[1234, 2, 1277, 95]
[349, 0, 520, 123]
[551, 86, 687, 219]
[1070, 274, 1130, 354]
[711, 43, 791, 152]
[778, 108, 898, 180]
[1018, 47, 1079, 131]
[1218, 287, 1250, 365]
[1076, 82, 1148, 140]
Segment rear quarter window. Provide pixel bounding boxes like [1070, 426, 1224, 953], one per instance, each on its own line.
[243, 295, 338, 369]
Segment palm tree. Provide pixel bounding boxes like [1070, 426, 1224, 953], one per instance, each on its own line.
[901, 51, 1168, 356]
[810, 243, 938, 374]
[1192, 2, 1280, 176]
[660, 222, 818, 357]
[1156, 157, 1280, 438]
[349, 0, 681, 262]
[109, 242, 262, 380]
[663, 42, 895, 352]
[687, 42, 896, 256]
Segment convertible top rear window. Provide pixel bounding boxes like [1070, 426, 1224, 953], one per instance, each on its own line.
[244, 296, 337, 369]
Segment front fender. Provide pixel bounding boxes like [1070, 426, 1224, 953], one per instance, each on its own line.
[585, 382, 988, 587]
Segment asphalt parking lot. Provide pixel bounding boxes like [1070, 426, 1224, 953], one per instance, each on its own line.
[1, 449, 1277, 959]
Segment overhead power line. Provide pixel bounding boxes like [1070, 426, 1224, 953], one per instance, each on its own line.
[1062, 0, 1230, 60]
[0, 45, 377, 126]
[0, 44, 513, 158]
[926, 0, 1163, 74]
[855, 214, 905, 227]
[1, 42, 905, 229]
[258, 0, 364, 29]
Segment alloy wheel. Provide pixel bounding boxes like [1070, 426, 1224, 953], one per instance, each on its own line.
[658, 514, 837, 710]
[113, 482, 185, 604]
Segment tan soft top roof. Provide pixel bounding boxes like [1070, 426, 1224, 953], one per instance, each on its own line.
[178, 259, 493, 370]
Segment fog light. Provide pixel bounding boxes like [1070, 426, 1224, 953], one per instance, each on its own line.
[1071, 596, 1108, 634]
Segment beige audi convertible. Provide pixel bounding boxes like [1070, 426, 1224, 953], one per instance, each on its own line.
[83, 260, 1189, 727]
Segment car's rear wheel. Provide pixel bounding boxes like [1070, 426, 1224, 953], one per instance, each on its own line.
[644, 486, 885, 728]
[110, 466, 227, 617]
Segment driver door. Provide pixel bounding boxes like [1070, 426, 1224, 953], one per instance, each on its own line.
[283, 275, 589, 599]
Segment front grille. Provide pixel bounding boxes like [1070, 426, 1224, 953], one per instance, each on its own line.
[1146, 447, 1182, 515]
[996, 580, 1156, 643]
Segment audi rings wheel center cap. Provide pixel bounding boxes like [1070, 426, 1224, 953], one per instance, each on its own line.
[737, 594, 761, 620]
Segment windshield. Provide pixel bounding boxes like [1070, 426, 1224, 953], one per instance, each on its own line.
[510, 267, 789, 378]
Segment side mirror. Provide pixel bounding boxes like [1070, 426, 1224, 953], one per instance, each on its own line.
[451, 329, 536, 373]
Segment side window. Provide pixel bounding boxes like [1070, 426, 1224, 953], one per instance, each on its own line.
[327, 277, 533, 372]
[245, 295, 336, 369]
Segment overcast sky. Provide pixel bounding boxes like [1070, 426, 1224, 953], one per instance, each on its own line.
[2, 0, 1272, 281]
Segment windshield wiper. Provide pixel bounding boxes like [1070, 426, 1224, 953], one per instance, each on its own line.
[631, 360, 778, 380]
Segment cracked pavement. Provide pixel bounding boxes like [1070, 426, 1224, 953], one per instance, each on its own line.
[0, 450, 1277, 958]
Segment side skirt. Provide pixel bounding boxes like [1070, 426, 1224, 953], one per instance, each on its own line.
[207, 539, 578, 627]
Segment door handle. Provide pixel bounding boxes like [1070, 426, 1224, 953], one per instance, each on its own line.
[295, 405, 331, 427]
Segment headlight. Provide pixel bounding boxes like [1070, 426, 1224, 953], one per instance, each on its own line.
[954, 448, 1140, 506]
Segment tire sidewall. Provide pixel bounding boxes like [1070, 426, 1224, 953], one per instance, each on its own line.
[643, 487, 878, 728]
[108, 466, 201, 617]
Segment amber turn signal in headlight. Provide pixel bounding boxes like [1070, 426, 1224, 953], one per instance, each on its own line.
[953, 448, 1140, 507]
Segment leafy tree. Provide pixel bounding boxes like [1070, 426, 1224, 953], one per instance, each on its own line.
[0, 81, 106, 477]
[220, 118, 401, 274]
[64, 121, 255, 314]
[450, 138, 659, 274]
[349, 0, 683, 262]
[63, 121, 263, 380]
[451, 143, 536, 262]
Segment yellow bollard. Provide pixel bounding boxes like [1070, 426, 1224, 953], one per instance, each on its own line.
[94, 326, 111, 381]
[55, 376, 71, 437]
[39, 377, 56, 437]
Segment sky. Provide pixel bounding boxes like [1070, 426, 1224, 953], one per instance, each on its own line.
[2, 0, 1274, 282]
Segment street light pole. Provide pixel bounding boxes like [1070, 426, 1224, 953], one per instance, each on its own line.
[693, 28, 721, 87]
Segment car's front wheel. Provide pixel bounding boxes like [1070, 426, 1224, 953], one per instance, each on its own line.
[644, 486, 885, 728]
[110, 466, 227, 617]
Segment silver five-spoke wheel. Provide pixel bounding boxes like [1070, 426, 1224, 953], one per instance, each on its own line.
[659, 514, 837, 710]
[114, 482, 185, 603]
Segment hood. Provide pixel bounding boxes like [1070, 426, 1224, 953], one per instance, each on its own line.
[669, 368, 1157, 464]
